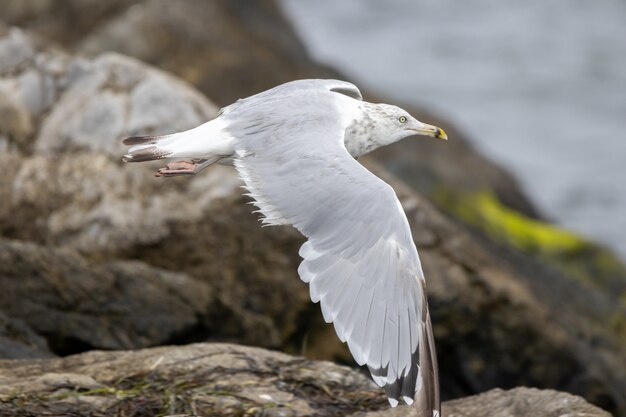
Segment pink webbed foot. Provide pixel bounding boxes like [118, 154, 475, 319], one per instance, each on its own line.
[156, 160, 203, 177]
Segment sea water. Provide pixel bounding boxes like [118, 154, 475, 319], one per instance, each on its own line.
[280, 0, 626, 261]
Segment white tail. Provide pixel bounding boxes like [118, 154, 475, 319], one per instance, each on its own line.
[122, 119, 234, 163]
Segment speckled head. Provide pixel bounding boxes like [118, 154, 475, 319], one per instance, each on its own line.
[344, 102, 447, 157]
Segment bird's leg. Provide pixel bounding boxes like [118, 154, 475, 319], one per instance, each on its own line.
[156, 159, 210, 177]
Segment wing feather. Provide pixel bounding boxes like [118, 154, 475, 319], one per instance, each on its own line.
[227, 87, 439, 415]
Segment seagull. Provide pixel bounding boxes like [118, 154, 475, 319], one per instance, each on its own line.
[122, 79, 447, 416]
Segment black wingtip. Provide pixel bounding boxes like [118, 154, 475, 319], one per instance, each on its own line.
[122, 135, 162, 145]
[384, 378, 402, 407]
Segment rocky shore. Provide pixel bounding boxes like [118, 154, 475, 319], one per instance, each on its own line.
[0, 1, 624, 416]
[0, 343, 612, 417]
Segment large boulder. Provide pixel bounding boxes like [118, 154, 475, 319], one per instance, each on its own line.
[0, 239, 214, 355]
[441, 387, 612, 417]
[0, 25, 216, 155]
[367, 387, 614, 417]
[0, 27, 230, 252]
[0, 343, 611, 417]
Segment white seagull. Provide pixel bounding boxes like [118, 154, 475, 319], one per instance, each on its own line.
[122, 79, 447, 416]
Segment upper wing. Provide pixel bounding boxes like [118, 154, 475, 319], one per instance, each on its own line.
[270, 79, 363, 100]
[219, 79, 362, 117]
[229, 94, 438, 415]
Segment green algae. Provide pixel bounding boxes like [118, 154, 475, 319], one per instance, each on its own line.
[435, 188, 626, 296]
[439, 189, 585, 254]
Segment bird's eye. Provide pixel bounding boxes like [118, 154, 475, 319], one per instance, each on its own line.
[398, 116, 407, 123]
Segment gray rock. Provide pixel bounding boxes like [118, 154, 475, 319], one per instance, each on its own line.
[35, 52, 216, 157]
[0, 27, 217, 157]
[1, 151, 240, 252]
[0, 26, 35, 73]
[0, 0, 140, 46]
[0, 310, 54, 359]
[441, 387, 612, 417]
[0, 343, 611, 417]
[0, 87, 32, 152]
[0, 30, 229, 253]
[357, 387, 613, 417]
[77, 0, 327, 106]
[0, 239, 214, 354]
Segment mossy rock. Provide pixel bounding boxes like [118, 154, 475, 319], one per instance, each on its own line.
[436, 188, 626, 299]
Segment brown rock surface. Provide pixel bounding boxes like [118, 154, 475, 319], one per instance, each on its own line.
[360, 387, 613, 417]
[0, 343, 611, 417]
[0, 239, 214, 355]
[440, 387, 612, 417]
[0, 0, 140, 46]
[0, 310, 53, 359]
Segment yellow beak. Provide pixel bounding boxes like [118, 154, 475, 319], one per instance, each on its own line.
[411, 123, 448, 140]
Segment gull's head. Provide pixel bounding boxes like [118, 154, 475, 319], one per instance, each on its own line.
[374, 103, 447, 144]
[346, 103, 447, 157]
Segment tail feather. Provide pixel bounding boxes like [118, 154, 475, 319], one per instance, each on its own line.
[122, 145, 172, 162]
[121, 119, 234, 167]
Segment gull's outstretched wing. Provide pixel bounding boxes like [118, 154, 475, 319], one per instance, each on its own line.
[228, 90, 438, 415]
[218, 79, 362, 118]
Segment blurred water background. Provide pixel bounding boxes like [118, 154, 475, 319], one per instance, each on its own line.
[280, 0, 626, 261]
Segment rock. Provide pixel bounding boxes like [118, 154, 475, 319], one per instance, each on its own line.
[440, 387, 612, 417]
[358, 387, 613, 417]
[0, 239, 214, 354]
[0, 24, 36, 73]
[76, 0, 335, 106]
[0, 29, 229, 253]
[1, 151, 240, 252]
[35, 52, 216, 156]
[0, 30, 155, 156]
[0, 87, 33, 152]
[0, 343, 611, 417]
[0, 0, 140, 46]
[0, 343, 381, 417]
[0, 310, 54, 359]
[0, 25, 217, 157]
[0, 23, 100, 132]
